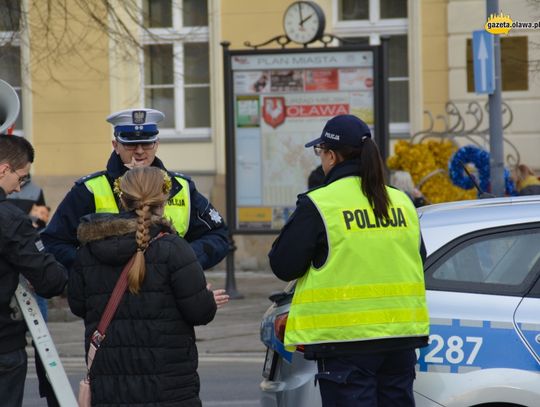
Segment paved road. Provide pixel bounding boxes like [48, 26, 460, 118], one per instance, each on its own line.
[25, 356, 265, 406]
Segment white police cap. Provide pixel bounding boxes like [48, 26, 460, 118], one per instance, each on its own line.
[106, 108, 165, 144]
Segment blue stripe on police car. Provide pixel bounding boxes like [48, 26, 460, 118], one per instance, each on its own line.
[417, 319, 539, 373]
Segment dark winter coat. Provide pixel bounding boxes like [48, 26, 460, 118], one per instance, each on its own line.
[0, 187, 67, 353]
[68, 213, 217, 407]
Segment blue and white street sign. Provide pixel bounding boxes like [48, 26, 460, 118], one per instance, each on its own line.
[472, 30, 495, 94]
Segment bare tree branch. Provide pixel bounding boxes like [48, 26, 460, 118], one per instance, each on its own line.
[0, 0, 170, 84]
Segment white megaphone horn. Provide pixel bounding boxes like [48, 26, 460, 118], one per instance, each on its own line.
[0, 79, 21, 134]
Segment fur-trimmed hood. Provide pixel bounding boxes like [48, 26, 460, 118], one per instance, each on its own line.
[78, 213, 173, 243]
[76, 213, 174, 266]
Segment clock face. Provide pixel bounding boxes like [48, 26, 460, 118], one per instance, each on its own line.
[283, 1, 326, 45]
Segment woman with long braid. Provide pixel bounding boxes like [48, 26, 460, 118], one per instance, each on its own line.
[68, 166, 228, 406]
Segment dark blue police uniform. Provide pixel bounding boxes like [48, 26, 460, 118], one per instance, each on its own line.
[42, 152, 229, 271]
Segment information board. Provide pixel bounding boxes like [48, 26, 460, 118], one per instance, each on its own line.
[224, 46, 380, 233]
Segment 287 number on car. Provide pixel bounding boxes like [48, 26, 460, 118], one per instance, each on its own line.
[417, 335, 483, 365]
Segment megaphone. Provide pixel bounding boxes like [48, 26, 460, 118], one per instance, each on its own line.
[0, 79, 21, 134]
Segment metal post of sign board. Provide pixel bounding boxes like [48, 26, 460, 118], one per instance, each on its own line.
[221, 41, 243, 299]
[486, 0, 505, 196]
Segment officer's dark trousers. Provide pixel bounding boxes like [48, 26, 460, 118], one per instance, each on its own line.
[316, 349, 416, 407]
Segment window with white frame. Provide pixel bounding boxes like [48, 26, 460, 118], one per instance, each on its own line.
[142, 0, 210, 139]
[334, 0, 409, 136]
[0, 0, 23, 133]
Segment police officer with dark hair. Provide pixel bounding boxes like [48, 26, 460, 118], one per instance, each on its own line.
[42, 108, 229, 272]
[269, 115, 429, 407]
[0, 134, 67, 407]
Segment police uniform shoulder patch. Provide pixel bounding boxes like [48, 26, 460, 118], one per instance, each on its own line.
[208, 208, 222, 224]
[199, 203, 223, 228]
[75, 170, 107, 185]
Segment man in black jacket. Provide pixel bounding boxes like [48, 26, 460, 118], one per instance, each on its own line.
[0, 134, 67, 407]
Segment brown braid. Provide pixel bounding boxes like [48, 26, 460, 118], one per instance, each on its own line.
[135, 204, 152, 251]
[118, 167, 170, 294]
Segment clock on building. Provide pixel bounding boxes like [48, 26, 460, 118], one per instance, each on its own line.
[283, 1, 326, 45]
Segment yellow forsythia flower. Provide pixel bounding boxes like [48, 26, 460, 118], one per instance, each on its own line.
[387, 139, 476, 203]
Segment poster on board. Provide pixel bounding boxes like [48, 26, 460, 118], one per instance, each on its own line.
[229, 48, 376, 232]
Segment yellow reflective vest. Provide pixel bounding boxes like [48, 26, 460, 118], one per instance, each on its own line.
[85, 174, 191, 237]
[284, 176, 429, 348]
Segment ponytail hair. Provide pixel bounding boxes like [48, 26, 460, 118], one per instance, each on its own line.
[117, 167, 170, 294]
[359, 139, 390, 219]
[332, 138, 390, 219]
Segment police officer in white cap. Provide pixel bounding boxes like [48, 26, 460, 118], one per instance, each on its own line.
[108, 108, 164, 168]
[42, 108, 229, 271]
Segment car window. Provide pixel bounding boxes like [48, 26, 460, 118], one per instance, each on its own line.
[426, 227, 540, 295]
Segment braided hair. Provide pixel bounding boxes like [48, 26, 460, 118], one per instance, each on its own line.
[118, 167, 170, 293]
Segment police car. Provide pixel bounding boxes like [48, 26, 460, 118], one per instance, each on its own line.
[260, 196, 540, 407]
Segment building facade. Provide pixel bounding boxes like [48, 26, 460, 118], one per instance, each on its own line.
[1, 0, 538, 268]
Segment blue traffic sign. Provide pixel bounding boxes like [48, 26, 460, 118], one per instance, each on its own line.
[472, 30, 495, 94]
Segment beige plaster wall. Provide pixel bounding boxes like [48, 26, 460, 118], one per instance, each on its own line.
[447, 0, 540, 169]
[421, 0, 449, 131]
[26, 1, 111, 206]
[29, 0, 111, 177]
[220, 0, 332, 49]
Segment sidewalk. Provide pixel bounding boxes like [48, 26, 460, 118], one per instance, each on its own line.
[37, 271, 287, 360]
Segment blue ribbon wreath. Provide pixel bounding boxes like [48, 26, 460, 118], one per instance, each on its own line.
[448, 145, 516, 196]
